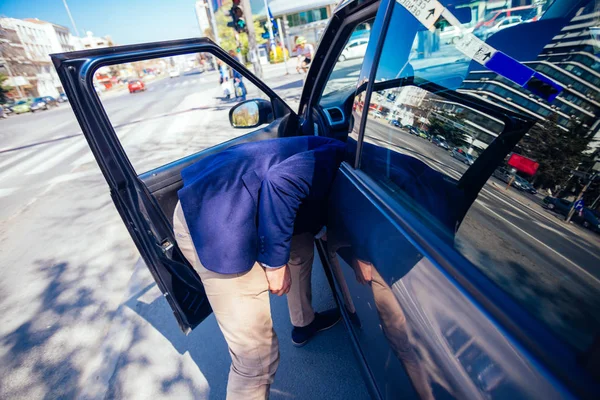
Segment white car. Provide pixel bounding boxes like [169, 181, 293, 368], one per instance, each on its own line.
[475, 16, 523, 39]
[169, 69, 180, 78]
[439, 25, 474, 44]
[339, 38, 369, 61]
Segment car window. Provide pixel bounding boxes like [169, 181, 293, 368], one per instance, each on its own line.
[320, 18, 375, 105]
[95, 52, 269, 174]
[355, 0, 600, 353]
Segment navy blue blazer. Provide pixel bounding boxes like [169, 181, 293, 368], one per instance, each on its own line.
[178, 136, 346, 274]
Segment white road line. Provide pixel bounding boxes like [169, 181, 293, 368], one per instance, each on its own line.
[0, 141, 72, 182]
[70, 125, 136, 168]
[26, 139, 87, 175]
[476, 200, 600, 285]
[0, 187, 18, 198]
[0, 148, 36, 170]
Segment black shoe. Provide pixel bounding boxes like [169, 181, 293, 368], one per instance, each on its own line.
[292, 309, 341, 347]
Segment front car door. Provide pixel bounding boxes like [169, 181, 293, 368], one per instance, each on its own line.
[52, 38, 297, 334]
[301, 0, 600, 398]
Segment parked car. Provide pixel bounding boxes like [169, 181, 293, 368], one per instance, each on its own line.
[58, 93, 69, 103]
[339, 38, 369, 61]
[2, 99, 15, 115]
[579, 208, 600, 233]
[0, 104, 7, 119]
[390, 119, 401, 127]
[431, 135, 449, 149]
[451, 147, 475, 165]
[11, 99, 31, 114]
[30, 97, 49, 112]
[42, 96, 59, 108]
[513, 175, 537, 194]
[542, 196, 573, 215]
[493, 167, 511, 183]
[128, 80, 146, 93]
[52, 0, 599, 398]
[169, 69, 180, 78]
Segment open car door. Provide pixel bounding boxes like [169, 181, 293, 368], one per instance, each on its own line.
[51, 38, 297, 334]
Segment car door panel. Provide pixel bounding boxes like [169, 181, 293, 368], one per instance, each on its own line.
[307, 0, 599, 398]
[52, 38, 296, 333]
[324, 164, 574, 399]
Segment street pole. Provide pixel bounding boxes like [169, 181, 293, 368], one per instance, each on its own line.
[206, 0, 220, 71]
[277, 17, 289, 74]
[241, 0, 263, 78]
[206, 0, 220, 45]
[62, 0, 80, 37]
[566, 171, 597, 223]
[263, 0, 277, 56]
[0, 50, 24, 99]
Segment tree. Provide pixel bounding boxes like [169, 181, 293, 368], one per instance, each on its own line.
[519, 118, 595, 192]
[0, 74, 12, 103]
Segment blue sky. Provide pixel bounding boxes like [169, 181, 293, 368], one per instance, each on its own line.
[0, 0, 263, 45]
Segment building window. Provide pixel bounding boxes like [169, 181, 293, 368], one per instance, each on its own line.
[286, 7, 328, 28]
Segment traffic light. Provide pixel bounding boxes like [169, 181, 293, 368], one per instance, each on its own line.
[227, 0, 247, 33]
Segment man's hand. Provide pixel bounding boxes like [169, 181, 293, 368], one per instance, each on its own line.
[265, 264, 291, 296]
[352, 259, 373, 285]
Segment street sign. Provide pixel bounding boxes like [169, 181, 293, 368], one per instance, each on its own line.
[574, 199, 584, 211]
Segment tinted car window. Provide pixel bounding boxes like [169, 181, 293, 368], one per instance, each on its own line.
[356, 0, 600, 353]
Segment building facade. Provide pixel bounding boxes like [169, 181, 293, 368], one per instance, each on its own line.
[0, 17, 84, 98]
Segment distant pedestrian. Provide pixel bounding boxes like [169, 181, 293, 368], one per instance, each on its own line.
[229, 50, 247, 101]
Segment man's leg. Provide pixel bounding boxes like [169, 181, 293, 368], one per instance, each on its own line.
[287, 232, 316, 327]
[287, 232, 341, 346]
[174, 202, 279, 400]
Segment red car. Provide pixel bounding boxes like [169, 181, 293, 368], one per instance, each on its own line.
[128, 80, 146, 93]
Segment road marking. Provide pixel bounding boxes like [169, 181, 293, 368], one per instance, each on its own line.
[0, 187, 18, 198]
[0, 141, 71, 182]
[0, 148, 35, 171]
[476, 200, 600, 285]
[26, 139, 87, 175]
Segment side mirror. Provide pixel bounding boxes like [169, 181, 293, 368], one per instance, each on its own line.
[229, 99, 274, 129]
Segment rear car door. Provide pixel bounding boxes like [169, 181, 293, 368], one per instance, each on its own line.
[303, 0, 599, 398]
[52, 38, 297, 334]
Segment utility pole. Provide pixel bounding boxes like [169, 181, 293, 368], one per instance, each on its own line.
[277, 17, 289, 74]
[206, 0, 220, 45]
[263, 0, 277, 56]
[205, 0, 220, 71]
[62, 0, 80, 37]
[240, 0, 263, 78]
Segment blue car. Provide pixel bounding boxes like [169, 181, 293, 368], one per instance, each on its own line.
[52, 0, 599, 398]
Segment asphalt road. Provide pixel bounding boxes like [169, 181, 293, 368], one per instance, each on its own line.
[364, 119, 600, 348]
[0, 62, 369, 399]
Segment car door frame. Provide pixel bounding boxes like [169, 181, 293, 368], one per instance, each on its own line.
[52, 38, 297, 334]
[302, 0, 599, 398]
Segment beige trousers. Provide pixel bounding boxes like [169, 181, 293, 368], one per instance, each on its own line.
[173, 202, 315, 400]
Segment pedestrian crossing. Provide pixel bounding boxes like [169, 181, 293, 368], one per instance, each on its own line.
[1, 82, 244, 203]
[163, 78, 207, 89]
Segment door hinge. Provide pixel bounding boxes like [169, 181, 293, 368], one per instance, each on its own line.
[159, 239, 174, 254]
